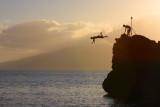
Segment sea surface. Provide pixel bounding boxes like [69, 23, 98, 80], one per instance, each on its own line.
[0, 70, 117, 107]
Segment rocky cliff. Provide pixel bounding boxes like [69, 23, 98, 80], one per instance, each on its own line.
[103, 34, 160, 105]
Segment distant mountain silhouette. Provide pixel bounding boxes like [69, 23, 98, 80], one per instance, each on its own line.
[0, 44, 112, 70]
[103, 34, 160, 106]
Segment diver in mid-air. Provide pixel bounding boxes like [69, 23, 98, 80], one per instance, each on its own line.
[90, 32, 108, 44]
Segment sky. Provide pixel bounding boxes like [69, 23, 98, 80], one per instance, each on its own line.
[0, 0, 159, 26]
[0, 0, 160, 70]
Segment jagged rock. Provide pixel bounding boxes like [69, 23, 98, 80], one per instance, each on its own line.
[103, 34, 160, 104]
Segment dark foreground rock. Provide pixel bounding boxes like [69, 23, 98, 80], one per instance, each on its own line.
[103, 34, 160, 105]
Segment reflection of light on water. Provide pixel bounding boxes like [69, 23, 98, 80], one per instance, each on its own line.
[0, 70, 114, 106]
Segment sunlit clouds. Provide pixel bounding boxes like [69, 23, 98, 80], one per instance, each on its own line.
[0, 25, 7, 33]
[132, 15, 160, 41]
[0, 20, 112, 63]
[1, 15, 160, 68]
[48, 21, 112, 39]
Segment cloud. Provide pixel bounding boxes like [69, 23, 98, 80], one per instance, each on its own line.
[0, 25, 7, 33]
[2, 16, 160, 63]
[132, 15, 160, 41]
[48, 22, 112, 38]
[0, 20, 112, 48]
[2, 16, 160, 66]
[107, 15, 160, 43]
[0, 20, 112, 62]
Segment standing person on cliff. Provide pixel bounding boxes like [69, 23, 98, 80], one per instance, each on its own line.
[123, 25, 131, 36]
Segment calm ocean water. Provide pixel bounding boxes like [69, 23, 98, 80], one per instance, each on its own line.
[0, 70, 115, 107]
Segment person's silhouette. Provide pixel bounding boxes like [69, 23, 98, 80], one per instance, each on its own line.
[91, 37, 95, 44]
[90, 32, 108, 44]
[100, 32, 103, 37]
[123, 25, 131, 36]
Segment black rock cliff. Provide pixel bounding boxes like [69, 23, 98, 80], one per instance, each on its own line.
[103, 34, 160, 104]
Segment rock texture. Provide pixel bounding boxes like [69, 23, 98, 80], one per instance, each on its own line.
[103, 34, 160, 104]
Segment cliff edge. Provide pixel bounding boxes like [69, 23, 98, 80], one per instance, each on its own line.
[103, 34, 160, 104]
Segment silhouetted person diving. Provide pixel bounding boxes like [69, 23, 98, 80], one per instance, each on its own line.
[123, 25, 131, 36]
[90, 32, 108, 44]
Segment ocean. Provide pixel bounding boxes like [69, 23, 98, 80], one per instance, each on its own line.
[0, 70, 117, 107]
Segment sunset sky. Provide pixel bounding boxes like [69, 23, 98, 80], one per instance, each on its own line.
[0, 0, 159, 26]
[0, 0, 160, 70]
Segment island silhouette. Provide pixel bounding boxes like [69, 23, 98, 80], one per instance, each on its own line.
[103, 33, 160, 106]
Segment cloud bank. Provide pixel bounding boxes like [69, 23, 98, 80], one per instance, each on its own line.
[108, 15, 160, 42]
[1, 15, 160, 64]
[0, 25, 6, 33]
[0, 20, 112, 62]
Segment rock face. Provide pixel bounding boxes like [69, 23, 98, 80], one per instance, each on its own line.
[103, 34, 160, 104]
